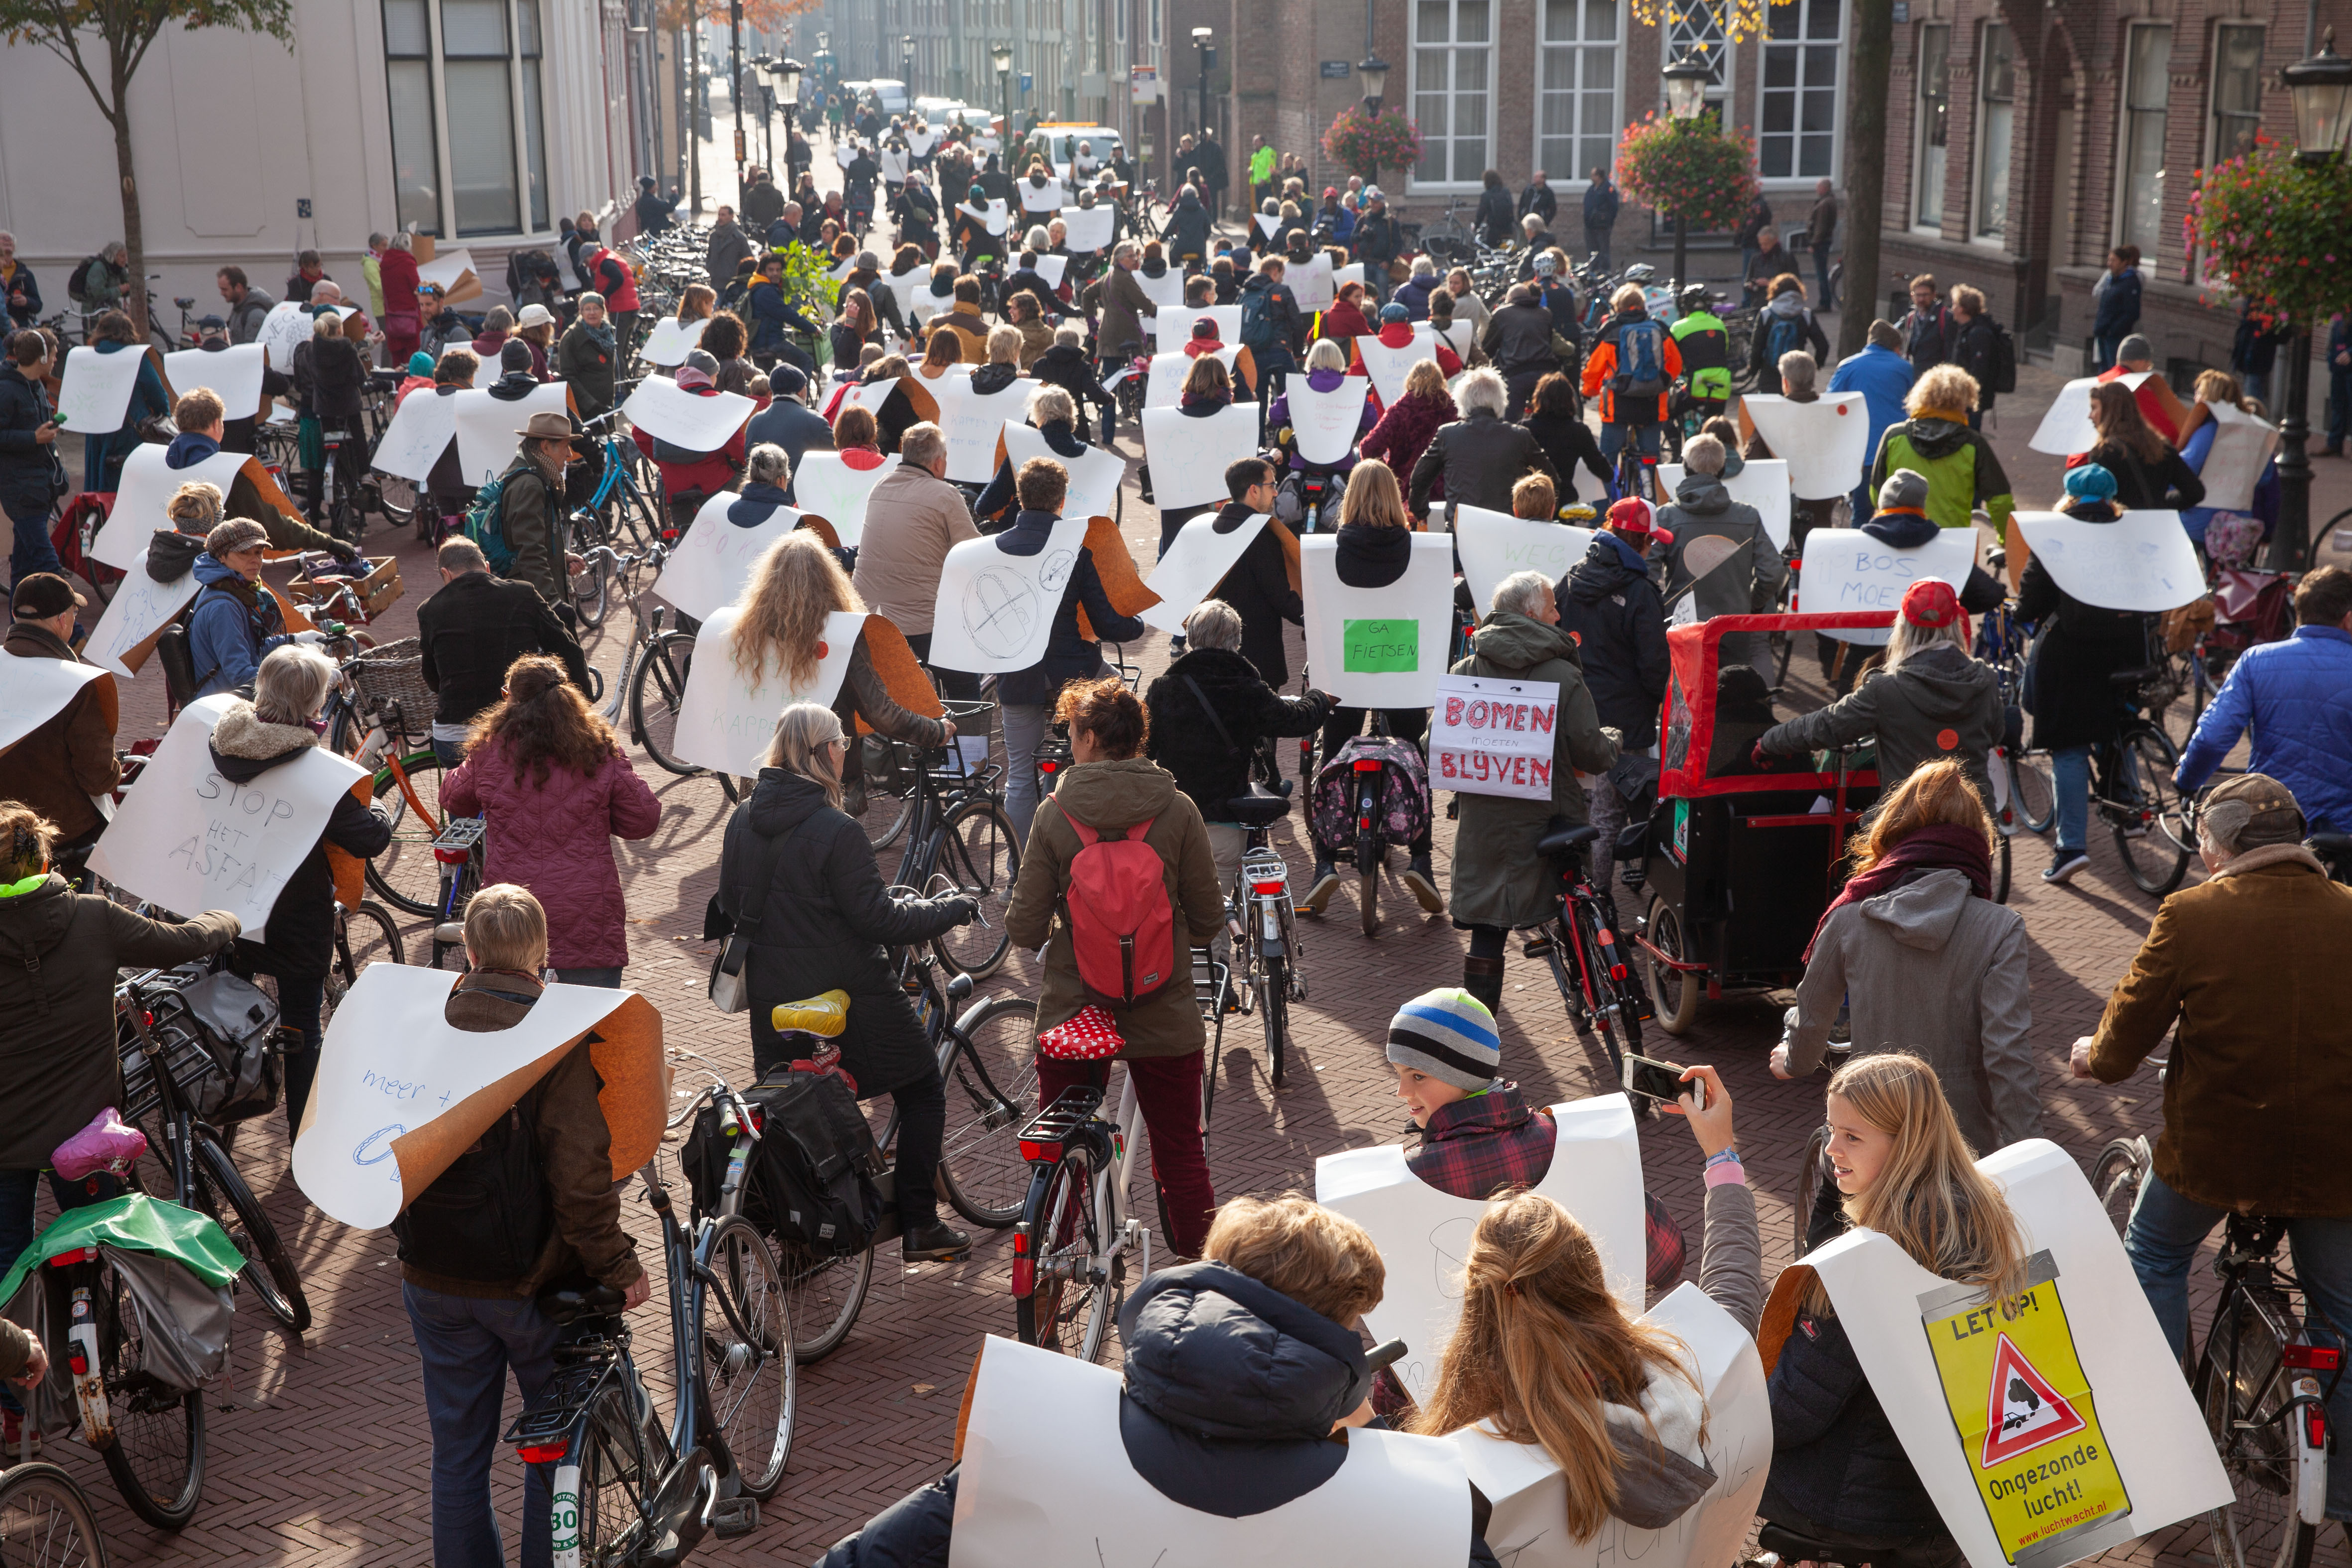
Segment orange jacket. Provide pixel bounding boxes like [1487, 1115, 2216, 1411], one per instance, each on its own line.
[1580, 313, 1683, 424]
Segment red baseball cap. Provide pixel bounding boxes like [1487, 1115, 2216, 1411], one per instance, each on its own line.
[1901, 578, 1964, 629]
[1606, 496, 1654, 539]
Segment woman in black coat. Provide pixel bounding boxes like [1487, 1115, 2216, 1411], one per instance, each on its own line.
[2080, 380, 2206, 510]
[713, 703, 979, 1263]
[1474, 169, 1516, 249]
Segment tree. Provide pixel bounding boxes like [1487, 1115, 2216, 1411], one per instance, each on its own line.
[1835, 0, 1892, 360]
[0, 0, 294, 338]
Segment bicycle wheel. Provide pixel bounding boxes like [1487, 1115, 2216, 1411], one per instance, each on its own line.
[1792, 1125, 1830, 1258]
[0, 1462, 110, 1568]
[570, 548, 610, 629]
[569, 1382, 658, 1564]
[323, 900, 404, 1031]
[2113, 727, 2192, 895]
[630, 629, 704, 776]
[1259, 954, 1290, 1088]
[2009, 749, 2057, 835]
[92, 1259, 205, 1529]
[364, 751, 447, 917]
[193, 1132, 309, 1332]
[930, 798, 1019, 978]
[771, 1237, 873, 1364]
[937, 995, 1039, 1228]
[1640, 895, 1701, 1035]
[2089, 1137, 2148, 1242]
[1993, 829, 2012, 904]
[855, 738, 916, 849]
[2197, 1290, 2320, 1568]
[699, 1215, 795, 1502]
[1568, 909, 1628, 1080]
[1015, 1149, 1115, 1361]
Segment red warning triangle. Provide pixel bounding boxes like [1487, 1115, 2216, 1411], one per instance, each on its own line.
[1980, 1332, 2087, 1467]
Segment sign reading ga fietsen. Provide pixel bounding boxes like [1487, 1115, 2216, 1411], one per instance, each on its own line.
[1431, 673, 1560, 801]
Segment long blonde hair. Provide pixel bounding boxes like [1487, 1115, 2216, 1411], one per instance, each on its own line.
[1411, 1192, 1702, 1541]
[1816, 1053, 2029, 1312]
[763, 702, 845, 806]
[1339, 458, 1411, 531]
[730, 531, 864, 690]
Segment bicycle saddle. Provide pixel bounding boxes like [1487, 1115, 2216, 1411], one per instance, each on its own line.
[540, 1284, 627, 1324]
[1225, 788, 1291, 829]
[772, 988, 849, 1036]
[1537, 819, 1601, 857]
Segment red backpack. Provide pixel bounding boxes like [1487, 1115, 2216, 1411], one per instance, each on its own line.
[1057, 806, 1177, 1007]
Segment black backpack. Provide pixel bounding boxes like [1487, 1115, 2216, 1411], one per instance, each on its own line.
[392, 1085, 555, 1283]
[66, 253, 107, 305]
[680, 1069, 885, 1256]
[1987, 319, 2018, 394]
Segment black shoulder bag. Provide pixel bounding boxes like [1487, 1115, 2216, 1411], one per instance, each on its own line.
[707, 819, 802, 1013]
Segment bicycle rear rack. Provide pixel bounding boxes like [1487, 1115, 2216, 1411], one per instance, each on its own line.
[1015, 1085, 1106, 1166]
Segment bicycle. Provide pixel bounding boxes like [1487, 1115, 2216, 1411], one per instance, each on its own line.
[874, 698, 1021, 979]
[2091, 666, 2196, 894]
[319, 898, 404, 1030]
[1522, 820, 1647, 1083]
[1207, 791, 1305, 1093]
[0, 1461, 109, 1566]
[1298, 711, 1426, 938]
[425, 816, 487, 967]
[501, 1169, 791, 1564]
[591, 542, 743, 804]
[1974, 600, 2054, 902]
[1011, 1066, 1156, 1362]
[318, 636, 456, 918]
[2089, 1128, 2343, 1568]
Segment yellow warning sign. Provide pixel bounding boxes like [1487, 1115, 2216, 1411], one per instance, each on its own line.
[1921, 1259, 2131, 1566]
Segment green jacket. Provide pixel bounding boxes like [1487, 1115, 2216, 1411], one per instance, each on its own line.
[1671, 311, 1732, 401]
[1869, 415, 2014, 541]
[1444, 612, 1619, 930]
[1249, 145, 1277, 185]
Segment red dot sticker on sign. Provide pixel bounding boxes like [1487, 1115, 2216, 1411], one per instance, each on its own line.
[1937, 727, 1959, 750]
[815, 640, 828, 658]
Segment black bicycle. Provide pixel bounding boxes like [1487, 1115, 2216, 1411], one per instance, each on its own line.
[1524, 820, 1646, 1082]
[0, 1462, 109, 1566]
[872, 698, 1021, 979]
[2091, 664, 2196, 894]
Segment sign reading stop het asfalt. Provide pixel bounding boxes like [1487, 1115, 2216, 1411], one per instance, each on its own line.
[1431, 673, 1560, 801]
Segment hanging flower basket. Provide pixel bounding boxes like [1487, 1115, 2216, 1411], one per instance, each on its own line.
[2189, 138, 2352, 330]
[1322, 106, 1422, 183]
[1614, 110, 1759, 235]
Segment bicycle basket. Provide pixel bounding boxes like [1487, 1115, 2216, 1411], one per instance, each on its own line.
[348, 637, 438, 737]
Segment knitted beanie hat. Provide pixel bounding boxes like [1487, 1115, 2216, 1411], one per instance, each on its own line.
[1387, 987, 1501, 1092]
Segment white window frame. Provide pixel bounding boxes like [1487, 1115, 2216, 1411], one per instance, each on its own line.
[1408, 0, 1497, 193]
[1663, 0, 1734, 125]
[2205, 21, 2263, 168]
[1970, 19, 2014, 246]
[1534, 0, 1624, 187]
[1755, 0, 1844, 183]
[2115, 21, 2174, 261]
[1911, 22, 1951, 233]
[381, 0, 555, 240]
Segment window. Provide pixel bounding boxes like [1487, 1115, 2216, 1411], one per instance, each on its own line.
[1537, 0, 1617, 182]
[1665, 0, 1732, 121]
[1758, 0, 1841, 178]
[2118, 24, 2172, 257]
[1149, 0, 1160, 46]
[384, 0, 440, 236]
[1913, 23, 1949, 228]
[2209, 23, 2263, 165]
[1412, 0, 1493, 187]
[1972, 21, 2013, 240]
[517, 0, 547, 232]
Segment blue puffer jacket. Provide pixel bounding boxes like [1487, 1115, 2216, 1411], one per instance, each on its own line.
[1762, 1308, 1952, 1548]
[811, 1262, 1501, 1568]
[186, 554, 290, 698]
[2177, 625, 2352, 831]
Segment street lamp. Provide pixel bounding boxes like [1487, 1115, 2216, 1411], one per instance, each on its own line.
[1358, 55, 1390, 117]
[992, 41, 1014, 146]
[2267, 26, 2352, 568]
[1661, 51, 1713, 288]
[903, 34, 917, 94]
[770, 55, 805, 173]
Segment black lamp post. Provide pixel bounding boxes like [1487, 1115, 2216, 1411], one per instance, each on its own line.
[1358, 54, 1390, 117]
[1661, 51, 1712, 288]
[992, 41, 1014, 148]
[1191, 27, 1215, 151]
[2267, 26, 2352, 569]
[903, 34, 917, 95]
[770, 55, 804, 178]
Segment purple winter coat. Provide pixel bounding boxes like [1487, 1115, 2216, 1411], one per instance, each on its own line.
[441, 736, 663, 968]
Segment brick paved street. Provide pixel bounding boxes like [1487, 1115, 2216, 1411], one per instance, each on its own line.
[55, 110, 2351, 1567]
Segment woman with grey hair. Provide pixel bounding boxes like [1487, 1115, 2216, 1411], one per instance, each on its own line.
[714, 701, 981, 1262]
[1407, 365, 1558, 519]
[1144, 599, 1333, 915]
[1445, 569, 1619, 1015]
[972, 382, 1098, 527]
[212, 643, 395, 1142]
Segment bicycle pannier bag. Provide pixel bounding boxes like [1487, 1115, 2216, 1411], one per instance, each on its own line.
[1307, 736, 1433, 854]
[392, 1088, 555, 1283]
[175, 970, 282, 1123]
[1056, 806, 1177, 1007]
[743, 1070, 887, 1254]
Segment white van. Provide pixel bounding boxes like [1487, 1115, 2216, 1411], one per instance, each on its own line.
[865, 78, 910, 116]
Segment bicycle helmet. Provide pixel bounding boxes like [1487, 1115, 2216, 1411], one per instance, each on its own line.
[1677, 283, 1712, 315]
[1623, 262, 1655, 283]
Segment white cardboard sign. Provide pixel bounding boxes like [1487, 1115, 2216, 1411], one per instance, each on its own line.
[1316, 1093, 1645, 1403]
[1132, 264, 1188, 314]
[1795, 527, 1981, 646]
[291, 964, 639, 1229]
[414, 247, 478, 300]
[1300, 532, 1456, 708]
[925, 517, 1090, 675]
[674, 608, 861, 778]
[1146, 302, 1241, 347]
[640, 316, 711, 368]
[1456, 1282, 1772, 1568]
[621, 377, 754, 453]
[1001, 423, 1123, 521]
[87, 554, 200, 678]
[1286, 252, 1335, 311]
[884, 272, 943, 326]
[1141, 512, 1269, 634]
[1740, 393, 1871, 500]
[2196, 400, 2279, 512]
[1354, 327, 1440, 407]
[953, 1332, 1472, 1568]
[2009, 510, 2204, 613]
[1285, 375, 1370, 466]
[1017, 180, 1063, 214]
[439, 339, 496, 388]
[1254, 213, 1283, 241]
[1805, 1139, 2233, 1568]
[88, 693, 366, 939]
[93, 445, 254, 570]
[163, 344, 266, 421]
[654, 492, 805, 621]
[0, 654, 108, 757]
[1058, 205, 1115, 252]
[1657, 458, 1794, 551]
[2028, 372, 2154, 457]
[452, 382, 569, 486]
[1032, 254, 1070, 289]
[1430, 672, 1563, 801]
[370, 384, 463, 482]
[1143, 347, 1239, 408]
[1141, 403, 1262, 509]
[879, 147, 911, 183]
[1454, 505, 1595, 612]
[955, 199, 1011, 235]
[792, 452, 898, 547]
[927, 375, 1031, 483]
[54, 344, 149, 435]
[255, 302, 313, 375]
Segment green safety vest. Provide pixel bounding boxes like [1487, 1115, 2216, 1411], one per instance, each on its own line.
[1672, 312, 1732, 401]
